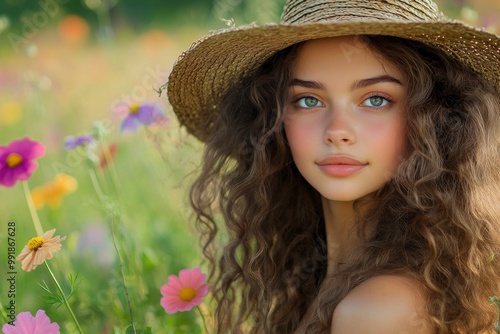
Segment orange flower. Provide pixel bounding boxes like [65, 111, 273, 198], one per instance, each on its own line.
[57, 15, 89, 45]
[17, 229, 66, 272]
[31, 174, 77, 209]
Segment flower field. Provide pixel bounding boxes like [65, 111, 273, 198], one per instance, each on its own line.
[0, 16, 211, 333]
[0, 0, 499, 333]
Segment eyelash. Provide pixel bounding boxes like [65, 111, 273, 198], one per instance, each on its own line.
[291, 94, 394, 110]
[362, 93, 394, 109]
[292, 95, 324, 109]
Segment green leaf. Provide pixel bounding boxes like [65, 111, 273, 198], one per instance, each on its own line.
[38, 281, 64, 307]
[66, 273, 81, 301]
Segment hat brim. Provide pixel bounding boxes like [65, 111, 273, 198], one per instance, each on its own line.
[167, 20, 500, 141]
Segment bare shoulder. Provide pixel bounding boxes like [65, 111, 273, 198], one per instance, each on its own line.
[330, 275, 434, 334]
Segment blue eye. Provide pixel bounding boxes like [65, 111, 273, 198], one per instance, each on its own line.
[363, 96, 390, 107]
[296, 97, 324, 108]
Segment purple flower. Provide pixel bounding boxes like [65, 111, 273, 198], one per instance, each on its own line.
[2, 309, 60, 334]
[64, 134, 94, 149]
[0, 137, 45, 187]
[116, 101, 167, 132]
[77, 222, 115, 267]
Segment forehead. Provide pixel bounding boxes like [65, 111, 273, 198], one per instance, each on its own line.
[293, 36, 402, 80]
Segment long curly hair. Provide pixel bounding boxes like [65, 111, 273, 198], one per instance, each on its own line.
[188, 35, 500, 333]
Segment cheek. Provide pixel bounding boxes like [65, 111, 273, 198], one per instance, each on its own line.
[363, 119, 405, 167]
[284, 119, 315, 158]
[285, 124, 301, 146]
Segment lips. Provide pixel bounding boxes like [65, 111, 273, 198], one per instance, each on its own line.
[317, 155, 367, 177]
[318, 155, 365, 166]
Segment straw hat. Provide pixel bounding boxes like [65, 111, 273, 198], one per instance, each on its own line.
[167, 0, 500, 141]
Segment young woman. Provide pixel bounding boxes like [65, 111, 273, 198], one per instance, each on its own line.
[166, 0, 500, 332]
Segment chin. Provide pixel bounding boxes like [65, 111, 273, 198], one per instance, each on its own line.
[320, 190, 378, 203]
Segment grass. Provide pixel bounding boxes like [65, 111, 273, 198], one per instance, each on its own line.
[0, 23, 209, 333]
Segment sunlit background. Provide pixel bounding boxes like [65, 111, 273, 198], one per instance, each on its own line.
[0, 0, 499, 333]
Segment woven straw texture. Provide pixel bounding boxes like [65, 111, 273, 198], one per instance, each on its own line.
[167, 0, 500, 141]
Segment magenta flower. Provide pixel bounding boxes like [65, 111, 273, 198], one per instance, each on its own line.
[2, 310, 60, 334]
[160, 267, 209, 314]
[115, 101, 167, 132]
[0, 137, 45, 187]
[64, 135, 94, 149]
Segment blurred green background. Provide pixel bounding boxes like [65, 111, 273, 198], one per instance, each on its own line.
[0, 0, 498, 333]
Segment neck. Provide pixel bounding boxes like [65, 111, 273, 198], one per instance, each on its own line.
[321, 198, 358, 274]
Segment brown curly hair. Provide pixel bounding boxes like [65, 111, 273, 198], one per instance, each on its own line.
[188, 35, 500, 333]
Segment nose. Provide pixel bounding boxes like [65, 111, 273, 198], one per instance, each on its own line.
[323, 105, 356, 146]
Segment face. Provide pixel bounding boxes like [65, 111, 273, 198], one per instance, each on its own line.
[284, 36, 406, 202]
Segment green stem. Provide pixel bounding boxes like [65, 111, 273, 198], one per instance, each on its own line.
[196, 305, 209, 333]
[0, 299, 9, 323]
[110, 216, 137, 334]
[89, 167, 135, 333]
[44, 261, 83, 334]
[22, 181, 43, 236]
[101, 140, 120, 196]
[96, 5, 114, 42]
[88, 168, 105, 202]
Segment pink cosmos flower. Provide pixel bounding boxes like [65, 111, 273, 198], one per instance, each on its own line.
[160, 267, 209, 314]
[2, 310, 60, 334]
[0, 137, 45, 187]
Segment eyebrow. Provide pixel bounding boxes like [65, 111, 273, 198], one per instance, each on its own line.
[289, 78, 325, 90]
[351, 75, 403, 90]
[289, 75, 403, 91]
